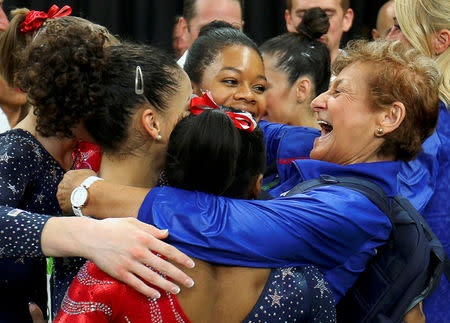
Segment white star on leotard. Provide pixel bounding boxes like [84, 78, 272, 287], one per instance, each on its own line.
[33, 146, 42, 159]
[269, 290, 283, 307]
[7, 183, 18, 194]
[314, 277, 329, 298]
[0, 152, 10, 163]
[36, 193, 45, 204]
[15, 257, 25, 264]
[281, 267, 295, 280]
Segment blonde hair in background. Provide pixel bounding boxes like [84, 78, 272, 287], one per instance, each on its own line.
[395, 0, 450, 106]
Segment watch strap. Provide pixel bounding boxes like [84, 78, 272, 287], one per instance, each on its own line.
[81, 176, 104, 189]
[72, 205, 84, 217]
[72, 176, 104, 217]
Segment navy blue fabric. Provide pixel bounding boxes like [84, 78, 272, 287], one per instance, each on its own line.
[243, 265, 336, 322]
[0, 129, 85, 319]
[0, 129, 62, 321]
[284, 175, 446, 322]
[139, 159, 398, 302]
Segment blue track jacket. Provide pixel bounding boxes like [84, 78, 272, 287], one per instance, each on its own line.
[139, 154, 397, 302]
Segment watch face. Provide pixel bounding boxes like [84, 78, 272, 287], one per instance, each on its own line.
[70, 186, 88, 208]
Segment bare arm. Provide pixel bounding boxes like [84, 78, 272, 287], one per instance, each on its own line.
[57, 169, 148, 218]
[41, 216, 195, 298]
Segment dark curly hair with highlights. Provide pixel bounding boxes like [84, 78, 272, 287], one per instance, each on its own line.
[18, 21, 109, 138]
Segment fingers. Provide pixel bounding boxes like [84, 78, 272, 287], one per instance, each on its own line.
[138, 221, 195, 270]
[130, 261, 186, 297]
[120, 270, 164, 299]
[28, 302, 47, 323]
[140, 249, 195, 289]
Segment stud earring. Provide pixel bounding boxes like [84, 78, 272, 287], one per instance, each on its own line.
[376, 128, 383, 136]
[297, 98, 303, 104]
[156, 134, 162, 141]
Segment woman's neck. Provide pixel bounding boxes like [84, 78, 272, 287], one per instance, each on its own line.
[98, 152, 160, 188]
[15, 110, 77, 171]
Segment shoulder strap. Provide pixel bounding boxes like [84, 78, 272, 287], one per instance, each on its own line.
[283, 174, 390, 216]
[285, 174, 450, 282]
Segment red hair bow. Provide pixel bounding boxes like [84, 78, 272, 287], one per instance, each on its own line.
[190, 91, 257, 132]
[20, 5, 72, 33]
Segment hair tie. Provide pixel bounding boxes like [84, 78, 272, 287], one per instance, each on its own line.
[190, 91, 257, 132]
[20, 5, 72, 33]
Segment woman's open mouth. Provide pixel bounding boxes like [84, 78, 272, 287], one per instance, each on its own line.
[318, 120, 333, 137]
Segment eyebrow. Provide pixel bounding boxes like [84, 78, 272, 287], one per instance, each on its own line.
[220, 67, 267, 82]
[295, 8, 336, 15]
[331, 78, 343, 89]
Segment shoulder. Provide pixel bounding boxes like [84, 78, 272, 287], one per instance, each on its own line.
[0, 129, 45, 161]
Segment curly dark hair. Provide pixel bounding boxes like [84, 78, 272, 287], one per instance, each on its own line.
[18, 20, 108, 138]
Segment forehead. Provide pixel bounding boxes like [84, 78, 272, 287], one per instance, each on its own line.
[290, 0, 342, 12]
[218, 45, 264, 70]
[334, 62, 371, 93]
[193, 0, 242, 24]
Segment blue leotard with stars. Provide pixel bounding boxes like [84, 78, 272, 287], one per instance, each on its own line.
[0, 129, 84, 321]
[242, 265, 336, 322]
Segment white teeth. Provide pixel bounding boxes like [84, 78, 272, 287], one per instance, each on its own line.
[317, 120, 331, 126]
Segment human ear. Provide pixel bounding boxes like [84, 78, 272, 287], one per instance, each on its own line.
[295, 77, 312, 104]
[377, 102, 406, 135]
[249, 174, 263, 199]
[285, 10, 297, 33]
[141, 108, 162, 141]
[432, 29, 450, 55]
[372, 28, 380, 41]
[342, 8, 354, 32]
[177, 17, 191, 55]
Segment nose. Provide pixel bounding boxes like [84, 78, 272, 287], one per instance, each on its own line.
[310, 92, 327, 112]
[234, 83, 255, 103]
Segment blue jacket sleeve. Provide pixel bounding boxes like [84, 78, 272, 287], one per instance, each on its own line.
[138, 185, 391, 270]
[398, 132, 439, 213]
[259, 120, 289, 167]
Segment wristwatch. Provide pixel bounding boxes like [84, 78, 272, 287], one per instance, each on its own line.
[70, 176, 103, 217]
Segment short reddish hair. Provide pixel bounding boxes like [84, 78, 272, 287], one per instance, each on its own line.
[333, 40, 441, 162]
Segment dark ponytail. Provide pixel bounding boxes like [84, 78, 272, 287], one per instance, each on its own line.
[296, 7, 330, 40]
[259, 7, 331, 96]
[165, 108, 266, 198]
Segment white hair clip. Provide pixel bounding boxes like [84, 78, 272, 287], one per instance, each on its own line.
[135, 66, 144, 95]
